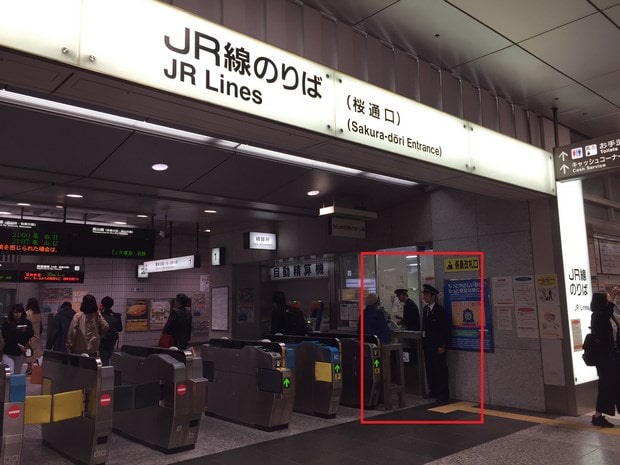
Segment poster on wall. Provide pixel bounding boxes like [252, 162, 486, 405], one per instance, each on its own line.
[211, 287, 229, 331]
[72, 289, 89, 311]
[513, 276, 540, 339]
[126, 299, 148, 332]
[491, 276, 514, 331]
[192, 293, 207, 317]
[237, 288, 255, 323]
[535, 274, 562, 339]
[149, 299, 172, 331]
[42, 288, 73, 313]
[445, 279, 493, 352]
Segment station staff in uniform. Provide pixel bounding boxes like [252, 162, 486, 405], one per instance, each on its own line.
[421, 284, 450, 402]
[394, 288, 420, 330]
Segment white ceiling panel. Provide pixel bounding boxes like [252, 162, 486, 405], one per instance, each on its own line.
[356, 0, 512, 68]
[519, 13, 620, 82]
[454, 45, 575, 100]
[449, 0, 597, 42]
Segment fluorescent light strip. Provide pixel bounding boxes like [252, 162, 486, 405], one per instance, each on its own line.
[0, 89, 417, 187]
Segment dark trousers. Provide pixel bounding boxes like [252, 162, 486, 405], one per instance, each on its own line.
[423, 347, 449, 400]
[596, 357, 620, 415]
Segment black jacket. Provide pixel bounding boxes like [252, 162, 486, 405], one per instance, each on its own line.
[402, 298, 421, 331]
[421, 303, 450, 349]
[2, 317, 34, 356]
[163, 305, 192, 350]
[47, 306, 76, 352]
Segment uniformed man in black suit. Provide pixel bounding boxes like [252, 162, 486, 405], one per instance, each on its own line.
[420, 284, 450, 402]
[394, 288, 420, 331]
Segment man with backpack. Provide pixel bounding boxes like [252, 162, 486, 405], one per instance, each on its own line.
[99, 296, 123, 366]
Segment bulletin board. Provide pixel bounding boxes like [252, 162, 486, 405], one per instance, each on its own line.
[211, 286, 229, 331]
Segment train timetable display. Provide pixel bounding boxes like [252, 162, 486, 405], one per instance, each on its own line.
[0, 220, 155, 259]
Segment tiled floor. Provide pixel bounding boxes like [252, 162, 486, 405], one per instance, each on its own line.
[20, 383, 620, 465]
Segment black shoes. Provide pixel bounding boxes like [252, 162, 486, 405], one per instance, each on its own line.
[592, 415, 615, 428]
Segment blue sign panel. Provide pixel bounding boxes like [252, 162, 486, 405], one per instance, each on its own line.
[445, 279, 493, 352]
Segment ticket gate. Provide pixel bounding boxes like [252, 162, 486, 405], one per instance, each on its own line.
[111, 345, 207, 453]
[306, 332, 382, 409]
[201, 339, 294, 431]
[339, 337, 381, 409]
[0, 366, 26, 465]
[266, 335, 342, 418]
[41, 351, 114, 465]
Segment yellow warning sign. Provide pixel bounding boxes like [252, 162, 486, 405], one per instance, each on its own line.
[444, 258, 480, 272]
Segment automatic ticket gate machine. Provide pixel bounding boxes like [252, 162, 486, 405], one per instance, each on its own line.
[305, 332, 382, 409]
[201, 339, 294, 431]
[266, 335, 343, 418]
[111, 345, 207, 453]
[0, 366, 26, 465]
[40, 351, 114, 465]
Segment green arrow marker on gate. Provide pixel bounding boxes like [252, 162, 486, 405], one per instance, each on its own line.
[283, 377, 291, 388]
[374, 359, 380, 368]
[334, 363, 341, 373]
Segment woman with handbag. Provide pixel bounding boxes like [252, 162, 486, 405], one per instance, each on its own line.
[160, 293, 192, 349]
[590, 288, 620, 427]
[1, 304, 34, 374]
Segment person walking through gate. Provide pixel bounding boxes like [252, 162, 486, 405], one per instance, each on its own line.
[421, 284, 450, 403]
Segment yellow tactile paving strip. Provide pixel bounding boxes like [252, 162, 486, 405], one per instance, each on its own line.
[429, 401, 620, 436]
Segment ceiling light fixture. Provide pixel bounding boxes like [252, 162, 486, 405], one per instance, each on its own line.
[113, 221, 127, 225]
[0, 89, 418, 188]
[203, 229, 211, 233]
[0, 211, 10, 215]
[151, 163, 168, 171]
[66, 194, 83, 198]
[203, 209, 217, 214]
[17, 202, 30, 206]
[307, 190, 320, 196]
[137, 214, 149, 218]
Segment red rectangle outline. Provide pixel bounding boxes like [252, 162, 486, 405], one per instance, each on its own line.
[359, 250, 485, 425]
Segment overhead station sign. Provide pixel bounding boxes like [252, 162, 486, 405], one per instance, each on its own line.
[0, 0, 554, 196]
[554, 132, 620, 181]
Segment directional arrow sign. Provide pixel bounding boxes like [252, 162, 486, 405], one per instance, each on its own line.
[283, 377, 291, 388]
[373, 359, 380, 368]
[554, 133, 620, 181]
[334, 363, 341, 373]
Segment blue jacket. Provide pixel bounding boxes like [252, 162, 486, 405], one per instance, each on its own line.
[362, 305, 391, 343]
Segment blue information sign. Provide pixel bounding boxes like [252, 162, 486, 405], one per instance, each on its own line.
[445, 279, 493, 352]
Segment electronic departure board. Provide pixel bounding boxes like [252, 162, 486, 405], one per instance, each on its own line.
[0, 220, 155, 259]
[0, 264, 85, 283]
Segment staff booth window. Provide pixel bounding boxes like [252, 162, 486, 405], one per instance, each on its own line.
[335, 246, 432, 330]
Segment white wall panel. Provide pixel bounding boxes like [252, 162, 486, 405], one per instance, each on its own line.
[265, 0, 290, 50]
[222, 0, 265, 39]
[419, 60, 441, 109]
[367, 37, 394, 91]
[302, 6, 323, 64]
[515, 106, 529, 143]
[481, 88, 499, 131]
[442, 72, 462, 118]
[498, 97, 515, 138]
[394, 49, 419, 102]
[529, 112, 543, 148]
[173, 0, 222, 23]
[462, 81, 481, 124]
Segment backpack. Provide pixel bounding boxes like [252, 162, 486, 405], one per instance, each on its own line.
[582, 333, 606, 366]
[101, 311, 123, 344]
